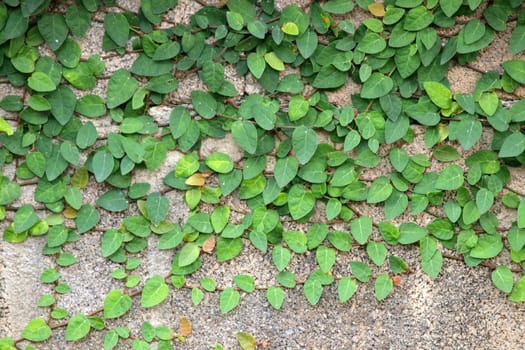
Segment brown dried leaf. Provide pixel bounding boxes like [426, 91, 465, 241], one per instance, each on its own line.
[202, 235, 216, 254]
[179, 317, 192, 337]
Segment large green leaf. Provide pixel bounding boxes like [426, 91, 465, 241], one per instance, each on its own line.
[361, 73, 393, 99]
[106, 69, 138, 109]
[141, 275, 169, 308]
[65, 313, 91, 341]
[104, 290, 132, 319]
[38, 13, 68, 51]
[292, 126, 317, 165]
[22, 319, 51, 342]
[104, 13, 129, 47]
[288, 184, 315, 220]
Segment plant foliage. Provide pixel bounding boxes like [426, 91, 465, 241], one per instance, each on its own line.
[1, 0, 525, 348]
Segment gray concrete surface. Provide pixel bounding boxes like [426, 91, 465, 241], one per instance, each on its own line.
[2, 0, 525, 349]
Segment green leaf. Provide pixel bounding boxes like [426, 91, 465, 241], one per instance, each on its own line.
[292, 126, 317, 165]
[510, 25, 525, 54]
[22, 319, 51, 342]
[316, 245, 336, 273]
[66, 313, 91, 341]
[178, 243, 200, 267]
[303, 278, 323, 305]
[374, 274, 393, 301]
[323, 0, 354, 14]
[60, 141, 80, 165]
[104, 13, 129, 47]
[435, 164, 464, 190]
[367, 176, 393, 204]
[297, 31, 318, 59]
[206, 152, 234, 174]
[491, 266, 513, 293]
[104, 290, 132, 319]
[226, 11, 244, 30]
[503, 59, 525, 84]
[423, 81, 452, 109]
[236, 332, 256, 350]
[248, 20, 267, 39]
[231, 120, 258, 154]
[337, 277, 357, 303]
[440, 0, 462, 17]
[233, 274, 255, 293]
[399, 222, 427, 244]
[366, 241, 387, 266]
[288, 95, 309, 121]
[14, 204, 38, 234]
[274, 156, 299, 188]
[38, 14, 68, 51]
[272, 246, 291, 271]
[470, 234, 503, 259]
[247, 53, 265, 79]
[92, 150, 114, 182]
[191, 91, 217, 119]
[28, 72, 56, 92]
[75, 204, 99, 234]
[350, 216, 372, 245]
[361, 73, 393, 99]
[101, 229, 123, 258]
[106, 69, 138, 109]
[510, 276, 525, 302]
[146, 192, 169, 226]
[288, 184, 315, 220]
[219, 287, 240, 313]
[449, 115, 482, 150]
[76, 94, 106, 118]
[357, 32, 386, 54]
[499, 132, 525, 158]
[518, 199, 525, 229]
[216, 237, 243, 262]
[421, 249, 443, 279]
[141, 275, 169, 308]
[96, 189, 128, 212]
[312, 65, 347, 89]
[264, 52, 284, 71]
[266, 286, 285, 309]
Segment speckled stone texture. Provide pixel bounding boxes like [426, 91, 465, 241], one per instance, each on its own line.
[2, 1, 525, 349]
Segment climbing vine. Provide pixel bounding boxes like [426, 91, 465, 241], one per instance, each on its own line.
[1, 0, 525, 348]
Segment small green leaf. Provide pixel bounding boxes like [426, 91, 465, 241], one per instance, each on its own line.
[28, 72, 56, 92]
[288, 184, 315, 220]
[191, 91, 217, 119]
[216, 237, 243, 262]
[491, 266, 513, 293]
[367, 176, 393, 204]
[146, 192, 169, 226]
[106, 69, 137, 109]
[272, 246, 291, 271]
[303, 278, 323, 305]
[337, 277, 357, 303]
[503, 59, 525, 84]
[103, 290, 132, 319]
[423, 81, 452, 109]
[361, 73, 393, 99]
[510, 276, 525, 302]
[101, 229, 123, 258]
[233, 274, 255, 293]
[22, 319, 51, 342]
[374, 274, 393, 301]
[231, 120, 258, 154]
[14, 204, 38, 234]
[316, 245, 336, 273]
[366, 241, 387, 266]
[141, 275, 169, 308]
[435, 164, 464, 190]
[274, 156, 299, 188]
[66, 313, 91, 341]
[247, 53, 265, 79]
[350, 216, 372, 245]
[97, 190, 128, 212]
[178, 243, 200, 267]
[499, 132, 525, 158]
[206, 152, 234, 174]
[220, 287, 240, 313]
[292, 126, 317, 165]
[75, 204, 99, 234]
[266, 286, 285, 309]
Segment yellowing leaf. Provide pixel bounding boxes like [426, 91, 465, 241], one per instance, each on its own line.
[63, 207, 77, 219]
[264, 52, 284, 71]
[281, 22, 299, 35]
[185, 173, 205, 186]
[0, 117, 14, 135]
[368, 3, 385, 17]
[179, 317, 192, 337]
[237, 331, 256, 350]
